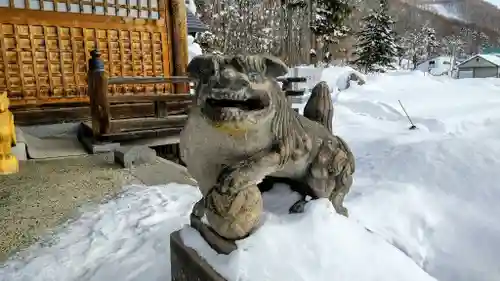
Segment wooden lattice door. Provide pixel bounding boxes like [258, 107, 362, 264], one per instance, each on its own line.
[0, 0, 172, 107]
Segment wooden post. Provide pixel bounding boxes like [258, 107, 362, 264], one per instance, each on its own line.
[156, 0, 169, 119]
[87, 49, 111, 137]
[159, 0, 174, 94]
[281, 79, 294, 107]
[308, 0, 316, 64]
[170, 0, 189, 94]
[156, 99, 168, 118]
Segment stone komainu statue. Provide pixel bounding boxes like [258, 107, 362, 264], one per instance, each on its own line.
[179, 54, 355, 254]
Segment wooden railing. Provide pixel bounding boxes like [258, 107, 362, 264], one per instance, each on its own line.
[86, 48, 193, 141]
[278, 76, 307, 112]
[277, 76, 307, 95]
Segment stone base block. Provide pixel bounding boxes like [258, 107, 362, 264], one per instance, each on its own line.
[170, 230, 227, 281]
[114, 145, 156, 168]
[11, 142, 27, 161]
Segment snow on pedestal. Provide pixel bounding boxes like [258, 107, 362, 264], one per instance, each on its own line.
[178, 185, 437, 281]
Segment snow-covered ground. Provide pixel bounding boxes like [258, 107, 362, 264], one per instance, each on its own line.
[2, 69, 500, 281]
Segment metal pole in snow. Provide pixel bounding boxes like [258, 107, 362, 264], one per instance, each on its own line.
[398, 100, 417, 130]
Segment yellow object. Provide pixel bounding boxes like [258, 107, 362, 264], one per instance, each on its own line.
[0, 92, 18, 175]
[213, 122, 249, 137]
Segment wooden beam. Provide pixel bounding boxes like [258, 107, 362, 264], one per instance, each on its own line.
[277, 77, 307, 83]
[9, 92, 193, 108]
[9, 96, 90, 107]
[12, 103, 156, 125]
[169, 0, 189, 94]
[111, 103, 155, 119]
[0, 7, 163, 32]
[109, 115, 188, 132]
[165, 99, 192, 115]
[108, 76, 192, 85]
[107, 93, 193, 103]
[98, 127, 183, 142]
[80, 121, 184, 142]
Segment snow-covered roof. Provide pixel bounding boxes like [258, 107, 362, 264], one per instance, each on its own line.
[187, 10, 207, 33]
[457, 54, 500, 67]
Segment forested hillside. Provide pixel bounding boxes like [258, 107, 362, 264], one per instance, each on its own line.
[193, 0, 500, 65]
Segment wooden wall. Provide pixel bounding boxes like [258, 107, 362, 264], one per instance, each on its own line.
[0, 0, 174, 109]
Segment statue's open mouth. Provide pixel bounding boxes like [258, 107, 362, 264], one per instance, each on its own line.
[205, 96, 269, 112]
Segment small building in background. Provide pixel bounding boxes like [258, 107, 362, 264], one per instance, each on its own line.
[415, 56, 452, 76]
[456, 54, 500, 79]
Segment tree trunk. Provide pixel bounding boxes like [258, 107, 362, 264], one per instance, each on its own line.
[286, 4, 293, 65]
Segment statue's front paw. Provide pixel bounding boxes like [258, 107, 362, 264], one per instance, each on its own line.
[217, 166, 247, 194]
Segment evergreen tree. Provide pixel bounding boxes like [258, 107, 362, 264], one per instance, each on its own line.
[421, 24, 439, 58]
[394, 36, 406, 67]
[196, 0, 281, 54]
[353, 0, 398, 72]
[311, 0, 353, 50]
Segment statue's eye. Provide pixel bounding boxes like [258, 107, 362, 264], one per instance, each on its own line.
[248, 72, 259, 81]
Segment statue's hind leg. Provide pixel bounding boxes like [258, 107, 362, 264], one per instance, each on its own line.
[288, 175, 336, 214]
[289, 138, 353, 216]
[330, 173, 353, 217]
[288, 140, 336, 214]
[290, 172, 351, 217]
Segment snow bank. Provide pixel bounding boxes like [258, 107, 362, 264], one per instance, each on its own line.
[183, 185, 436, 281]
[334, 72, 500, 281]
[186, 0, 196, 13]
[0, 183, 434, 281]
[0, 184, 202, 281]
[188, 35, 202, 62]
[320, 66, 366, 95]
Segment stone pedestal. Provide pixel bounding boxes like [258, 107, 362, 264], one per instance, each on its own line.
[170, 230, 227, 281]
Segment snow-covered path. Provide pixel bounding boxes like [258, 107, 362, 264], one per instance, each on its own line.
[2, 70, 500, 281]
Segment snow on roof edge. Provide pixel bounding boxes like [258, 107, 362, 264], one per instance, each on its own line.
[457, 54, 500, 67]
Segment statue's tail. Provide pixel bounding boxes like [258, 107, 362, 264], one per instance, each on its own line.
[303, 81, 334, 132]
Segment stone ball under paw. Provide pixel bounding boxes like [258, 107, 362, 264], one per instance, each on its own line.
[205, 185, 263, 240]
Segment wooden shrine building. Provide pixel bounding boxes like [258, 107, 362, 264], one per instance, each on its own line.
[0, 0, 192, 137]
